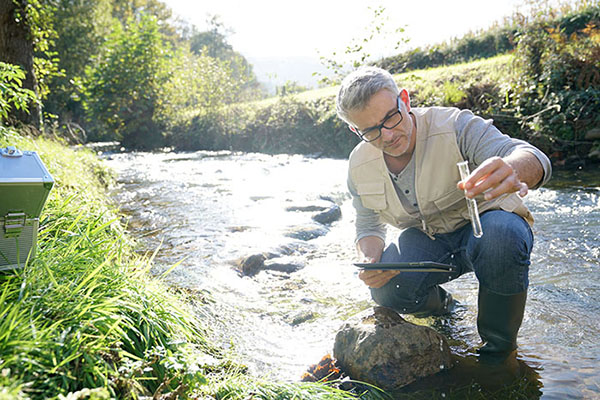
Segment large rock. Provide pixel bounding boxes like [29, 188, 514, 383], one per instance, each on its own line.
[333, 307, 452, 391]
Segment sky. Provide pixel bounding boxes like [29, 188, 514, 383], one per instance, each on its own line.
[163, 0, 527, 87]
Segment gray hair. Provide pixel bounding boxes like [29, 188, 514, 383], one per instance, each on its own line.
[336, 66, 399, 125]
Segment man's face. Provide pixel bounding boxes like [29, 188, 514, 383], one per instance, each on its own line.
[348, 89, 414, 157]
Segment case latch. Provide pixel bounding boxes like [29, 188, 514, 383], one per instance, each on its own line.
[4, 212, 26, 238]
[1, 146, 23, 158]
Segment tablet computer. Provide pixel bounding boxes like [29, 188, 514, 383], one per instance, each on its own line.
[353, 261, 457, 273]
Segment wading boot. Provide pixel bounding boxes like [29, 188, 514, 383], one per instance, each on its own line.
[413, 286, 455, 318]
[477, 285, 527, 363]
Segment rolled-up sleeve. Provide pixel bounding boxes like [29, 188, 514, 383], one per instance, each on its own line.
[347, 173, 387, 243]
[455, 110, 552, 188]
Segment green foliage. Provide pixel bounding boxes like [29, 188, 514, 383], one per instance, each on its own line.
[207, 375, 361, 400]
[510, 6, 600, 152]
[169, 56, 517, 157]
[0, 130, 388, 399]
[12, 0, 61, 101]
[75, 11, 252, 149]
[0, 62, 38, 123]
[276, 80, 311, 96]
[43, 0, 113, 122]
[79, 15, 171, 148]
[190, 15, 234, 59]
[188, 16, 263, 103]
[377, 1, 600, 75]
[169, 107, 239, 151]
[441, 82, 467, 106]
[170, 96, 359, 157]
[160, 48, 248, 122]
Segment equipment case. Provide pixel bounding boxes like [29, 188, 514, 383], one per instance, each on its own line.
[0, 146, 54, 270]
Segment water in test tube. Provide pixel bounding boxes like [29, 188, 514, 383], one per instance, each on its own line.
[457, 161, 483, 238]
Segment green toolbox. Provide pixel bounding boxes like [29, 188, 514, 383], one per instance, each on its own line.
[0, 146, 54, 270]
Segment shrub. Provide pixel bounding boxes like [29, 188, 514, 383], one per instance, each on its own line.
[511, 13, 600, 148]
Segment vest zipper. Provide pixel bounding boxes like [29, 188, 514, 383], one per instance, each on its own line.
[421, 218, 436, 240]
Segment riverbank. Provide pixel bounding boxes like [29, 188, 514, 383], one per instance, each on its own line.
[0, 130, 362, 399]
[166, 51, 600, 167]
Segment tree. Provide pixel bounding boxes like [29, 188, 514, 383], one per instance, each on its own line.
[44, 0, 113, 123]
[80, 15, 172, 148]
[111, 0, 179, 44]
[188, 15, 263, 101]
[0, 0, 40, 126]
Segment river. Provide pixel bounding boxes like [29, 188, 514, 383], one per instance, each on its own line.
[104, 150, 599, 399]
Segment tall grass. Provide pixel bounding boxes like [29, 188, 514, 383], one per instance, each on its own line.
[0, 131, 219, 397]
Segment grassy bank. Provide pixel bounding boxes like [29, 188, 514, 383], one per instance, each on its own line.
[167, 55, 517, 158]
[169, 46, 599, 166]
[0, 129, 366, 399]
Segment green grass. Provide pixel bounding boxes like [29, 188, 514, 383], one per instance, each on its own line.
[0, 129, 218, 397]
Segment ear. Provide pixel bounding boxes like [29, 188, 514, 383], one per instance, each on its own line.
[399, 88, 411, 112]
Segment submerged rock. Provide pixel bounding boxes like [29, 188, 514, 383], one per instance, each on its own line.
[333, 306, 452, 391]
[285, 225, 329, 241]
[285, 204, 329, 212]
[289, 310, 316, 326]
[235, 254, 305, 276]
[312, 204, 342, 225]
[264, 258, 304, 273]
[236, 253, 266, 276]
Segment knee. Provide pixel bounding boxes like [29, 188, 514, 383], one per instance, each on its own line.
[472, 211, 532, 294]
[370, 277, 424, 314]
[477, 211, 533, 261]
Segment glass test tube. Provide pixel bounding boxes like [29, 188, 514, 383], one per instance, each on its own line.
[457, 161, 483, 238]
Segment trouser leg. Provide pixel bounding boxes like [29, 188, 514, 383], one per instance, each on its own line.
[467, 211, 533, 358]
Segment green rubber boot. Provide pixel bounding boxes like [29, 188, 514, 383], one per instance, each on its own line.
[477, 285, 527, 362]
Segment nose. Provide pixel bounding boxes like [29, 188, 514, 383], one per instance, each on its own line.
[380, 127, 395, 141]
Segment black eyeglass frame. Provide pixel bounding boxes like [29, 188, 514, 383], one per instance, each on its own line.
[348, 95, 404, 142]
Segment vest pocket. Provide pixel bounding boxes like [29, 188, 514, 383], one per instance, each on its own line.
[357, 182, 387, 211]
[432, 188, 465, 211]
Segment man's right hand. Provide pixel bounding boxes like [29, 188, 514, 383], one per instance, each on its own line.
[356, 236, 393, 288]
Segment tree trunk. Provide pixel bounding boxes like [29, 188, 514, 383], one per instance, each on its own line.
[0, 0, 40, 128]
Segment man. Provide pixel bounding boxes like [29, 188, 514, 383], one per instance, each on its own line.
[336, 66, 552, 360]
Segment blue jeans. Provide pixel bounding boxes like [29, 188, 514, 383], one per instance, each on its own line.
[370, 210, 534, 314]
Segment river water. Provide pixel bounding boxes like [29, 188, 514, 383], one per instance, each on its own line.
[104, 151, 599, 399]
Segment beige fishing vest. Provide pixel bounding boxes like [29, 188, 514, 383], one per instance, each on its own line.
[348, 107, 533, 236]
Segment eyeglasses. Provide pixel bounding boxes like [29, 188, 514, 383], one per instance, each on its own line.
[349, 95, 403, 142]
